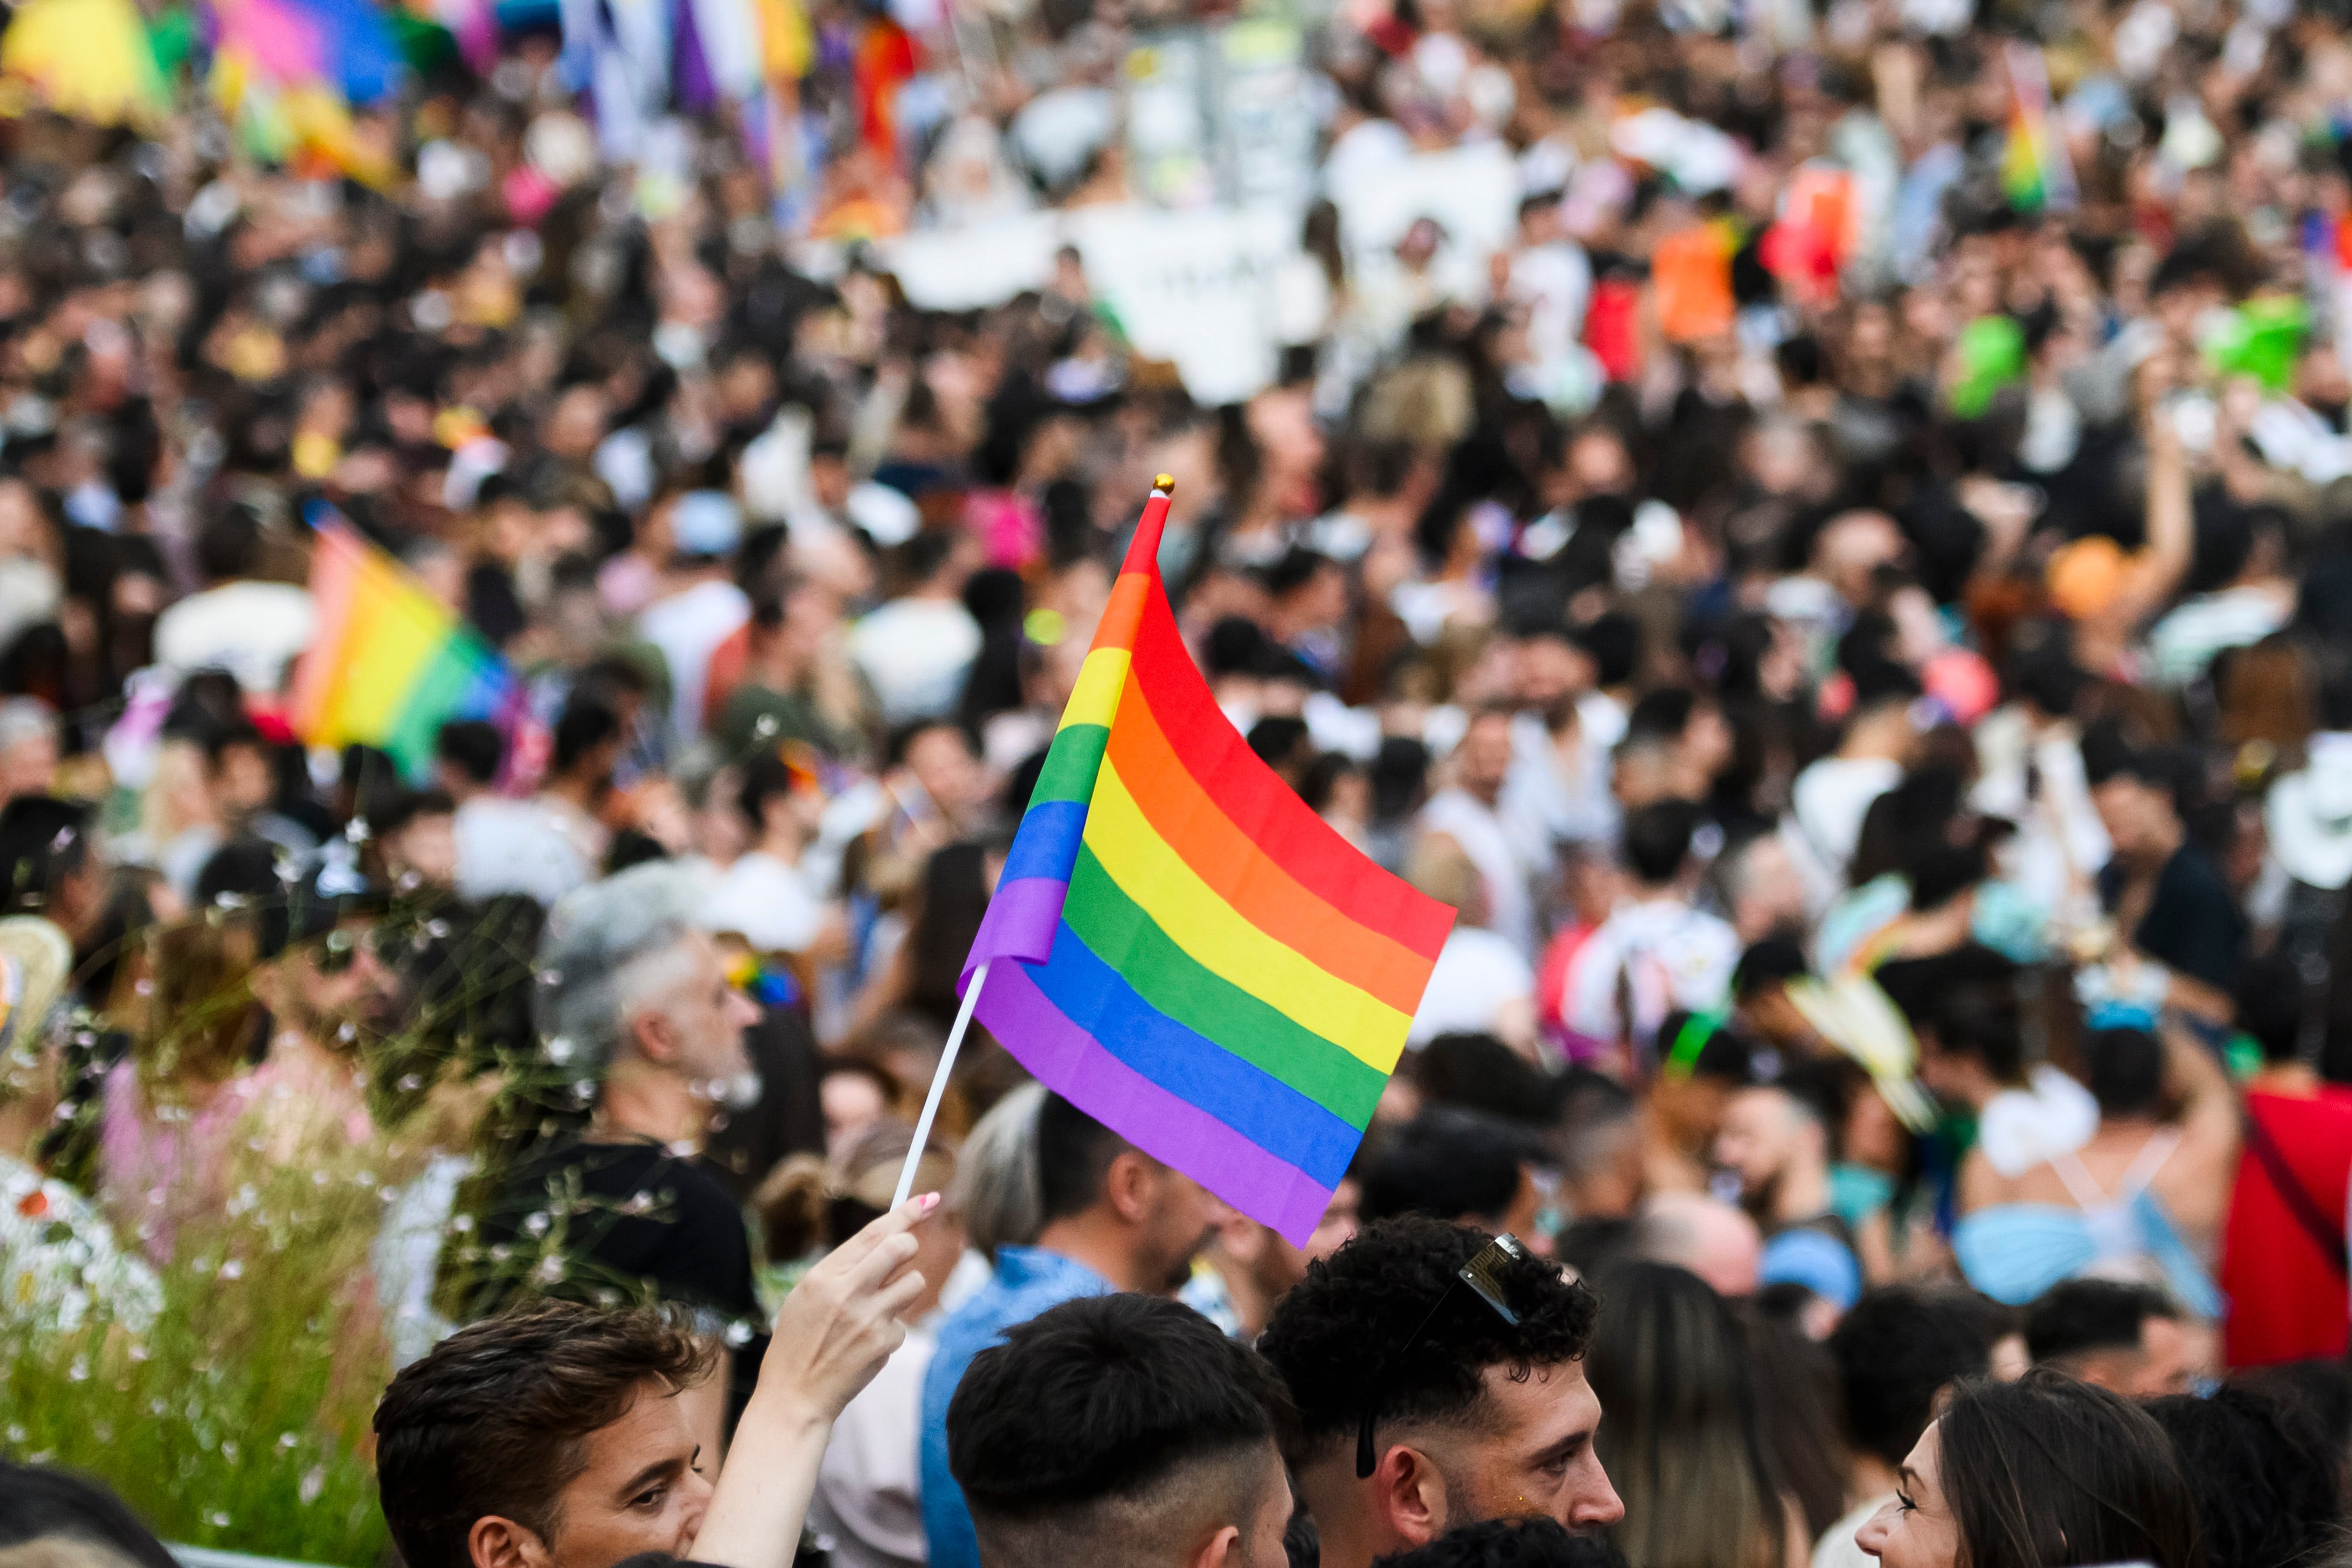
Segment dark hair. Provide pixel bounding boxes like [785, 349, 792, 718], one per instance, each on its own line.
[2024, 1279, 2176, 1365]
[1586, 1262, 1781, 1568]
[1574, 612, 1639, 689]
[2085, 1027, 2165, 1119]
[551, 691, 623, 776]
[1732, 936, 1809, 997]
[1934, 1369, 2201, 1568]
[196, 505, 264, 581]
[372, 1300, 717, 1568]
[0, 1462, 179, 1568]
[1921, 987, 2025, 1085]
[0, 794, 91, 915]
[1828, 1286, 2001, 1469]
[436, 720, 505, 788]
[1358, 1107, 1543, 1229]
[1260, 1216, 1598, 1465]
[1375, 1518, 1631, 1568]
[2142, 1384, 2340, 1568]
[1622, 800, 1698, 887]
[1743, 1308, 1853, 1541]
[1625, 688, 1696, 747]
[2232, 948, 2306, 1066]
[1035, 1091, 1130, 1226]
[948, 1294, 1291, 1563]
[737, 749, 798, 829]
[1412, 1033, 1555, 1125]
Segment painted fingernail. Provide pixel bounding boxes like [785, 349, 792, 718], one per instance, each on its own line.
[917, 1191, 941, 1212]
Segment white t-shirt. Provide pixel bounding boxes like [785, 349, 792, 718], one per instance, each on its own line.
[639, 578, 751, 747]
[849, 598, 982, 726]
[809, 1328, 936, 1568]
[1559, 896, 1742, 1050]
[705, 851, 826, 955]
[1409, 927, 1536, 1047]
[454, 796, 598, 906]
[1422, 788, 1543, 959]
[155, 580, 316, 693]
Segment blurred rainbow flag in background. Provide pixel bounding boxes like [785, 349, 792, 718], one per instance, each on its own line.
[290, 516, 516, 779]
[2001, 43, 2076, 213]
[959, 482, 1455, 1244]
[0, 0, 170, 123]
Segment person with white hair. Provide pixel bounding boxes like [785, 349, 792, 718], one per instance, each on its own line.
[453, 859, 765, 1459]
[0, 698, 58, 804]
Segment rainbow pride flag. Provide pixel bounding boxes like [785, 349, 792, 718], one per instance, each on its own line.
[2001, 43, 2075, 213]
[289, 518, 515, 779]
[961, 481, 1454, 1243]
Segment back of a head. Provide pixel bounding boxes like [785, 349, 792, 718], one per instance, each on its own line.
[2084, 1028, 2165, 1120]
[195, 505, 263, 584]
[0, 1464, 177, 1568]
[1413, 1033, 1555, 1126]
[2232, 948, 2306, 1067]
[1829, 1286, 2000, 1469]
[436, 720, 506, 789]
[0, 795, 90, 917]
[1260, 1216, 1597, 1473]
[1374, 1518, 1632, 1568]
[948, 1293, 1290, 1568]
[2141, 1384, 2338, 1568]
[2024, 1278, 2172, 1365]
[373, 1300, 716, 1568]
[1034, 1091, 1130, 1227]
[954, 1080, 1047, 1260]
[1584, 1262, 1775, 1568]
[1359, 1107, 1542, 1230]
[1924, 987, 2025, 1084]
[1621, 800, 1698, 889]
[1934, 1369, 2198, 1568]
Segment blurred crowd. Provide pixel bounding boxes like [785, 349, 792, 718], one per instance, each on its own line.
[2, 0, 2352, 1559]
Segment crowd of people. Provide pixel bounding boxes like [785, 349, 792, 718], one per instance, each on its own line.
[4, 0, 2352, 1556]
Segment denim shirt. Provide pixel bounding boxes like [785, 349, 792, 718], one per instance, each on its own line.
[918, 1246, 1115, 1568]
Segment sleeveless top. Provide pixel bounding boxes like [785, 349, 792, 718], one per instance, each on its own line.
[1954, 1129, 2223, 1317]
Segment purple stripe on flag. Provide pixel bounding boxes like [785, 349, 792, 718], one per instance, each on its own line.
[960, 875, 1065, 986]
[976, 958, 1336, 1246]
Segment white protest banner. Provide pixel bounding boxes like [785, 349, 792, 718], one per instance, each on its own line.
[879, 203, 1295, 405]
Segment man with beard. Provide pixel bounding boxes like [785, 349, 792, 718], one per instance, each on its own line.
[453, 859, 769, 1463]
[190, 840, 401, 1165]
[921, 1092, 1229, 1568]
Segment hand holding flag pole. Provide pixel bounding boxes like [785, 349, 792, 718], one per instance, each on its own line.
[888, 474, 1453, 1240]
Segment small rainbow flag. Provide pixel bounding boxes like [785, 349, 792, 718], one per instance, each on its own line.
[961, 481, 1454, 1244]
[2001, 43, 2075, 213]
[289, 517, 515, 779]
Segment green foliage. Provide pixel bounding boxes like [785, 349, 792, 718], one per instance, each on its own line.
[1, 1161, 393, 1565]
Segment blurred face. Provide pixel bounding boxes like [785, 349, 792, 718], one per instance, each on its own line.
[2069, 1315, 2193, 1398]
[0, 730, 57, 802]
[214, 742, 275, 820]
[386, 811, 459, 890]
[1432, 1361, 1623, 1537]
[633, 931, 758, 1086]
[279, 918, 400, 1046]
[821, 1069, 889, 1156]
[2091, 777, 2176, 861]
[905, 725, 986, 821]
[1518, 637, 1595, 716]
[1457, 716, 1514, 803]
[1305, 1176, 1361, 1262]
[485, 1378, 713, 1568]
[1713, 1088, 1807, 1203]
[1857, 1423, 1962, 1568]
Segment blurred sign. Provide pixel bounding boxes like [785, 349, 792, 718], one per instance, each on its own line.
[879, 203, 1293, 404]
[1327, 140, 1520, 265]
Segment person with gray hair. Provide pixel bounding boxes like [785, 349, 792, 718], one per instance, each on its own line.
[460, 859, 766, 1459]
[0, 697, 58, 804]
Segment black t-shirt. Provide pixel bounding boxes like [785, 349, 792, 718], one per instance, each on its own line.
[2098, 843, 2247, 994]
[476, 1136, 769, 1410]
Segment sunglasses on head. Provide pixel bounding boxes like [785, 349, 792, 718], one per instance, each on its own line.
[1357, 1232, 1531, 1480]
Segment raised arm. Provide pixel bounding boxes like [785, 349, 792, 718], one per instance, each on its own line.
[689, 1194, 938, 1568]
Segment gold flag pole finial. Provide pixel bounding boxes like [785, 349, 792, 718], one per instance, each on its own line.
[1153, 474, 1176, 494]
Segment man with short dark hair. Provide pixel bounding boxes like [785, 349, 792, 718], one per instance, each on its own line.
[1556, 800, 1739, 1064]
[920, 1092, 1227, 1568]
[946, 1293, 1292, 1568]
[1358, 1108, 1548, 1240]
[1813, 1286, 2006, 1568]
[2024, 1278, 2191, 1397]
[1258, 1216, 1621, 1568]
[375, 1299, 723, 1568]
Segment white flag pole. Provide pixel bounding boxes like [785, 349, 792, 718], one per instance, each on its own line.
[891, 961, 990, 1209]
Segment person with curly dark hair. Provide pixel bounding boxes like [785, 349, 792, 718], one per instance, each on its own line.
[1258, 1216, 1621, 1568]
[2142, 1384, 2341, 1568]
